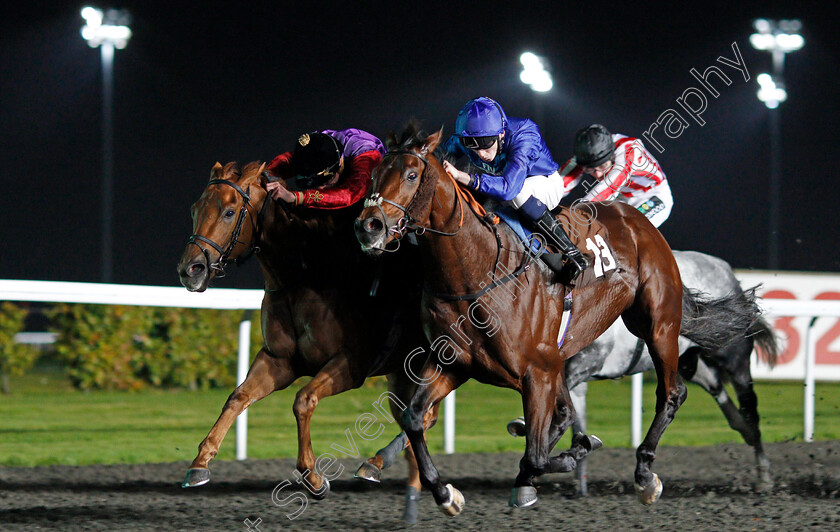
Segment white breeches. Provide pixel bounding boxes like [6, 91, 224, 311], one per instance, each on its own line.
[622, 182, 673, 228]
[510, 171, 566, 210]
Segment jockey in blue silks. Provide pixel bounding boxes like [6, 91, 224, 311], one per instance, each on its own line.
[442, 96, 588, 284]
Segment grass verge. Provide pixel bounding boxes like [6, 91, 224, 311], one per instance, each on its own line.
[0, 369, 837, 467]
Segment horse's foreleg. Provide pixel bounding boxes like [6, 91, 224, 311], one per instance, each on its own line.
[544, 373, 602, 475]
[510, 368, 558, 508]
[357, 372, 422, 479]
[292, 354, 356, 500]
[402, 432, 422, 524]
[358, 404, 437, 524]
[635, 330, 686, 505]
[183, 348, 295, 487]
[399, 400, 439, 523]
[402, 367, 465, 515]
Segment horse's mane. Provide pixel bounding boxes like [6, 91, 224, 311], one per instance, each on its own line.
[386, 119, 452, 163]
[218, 161, 268, 186]
[386, 120, 492, 225]
[214, 160, 357, 238]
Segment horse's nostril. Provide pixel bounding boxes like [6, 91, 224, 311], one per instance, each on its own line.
[364, 217, 384, 234]
[188, 263, 206, 277]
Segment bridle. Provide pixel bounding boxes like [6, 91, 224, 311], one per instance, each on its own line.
[187, 177, 269, 277]
[363, 149, 464, 251]
[364, 147, 534, 302]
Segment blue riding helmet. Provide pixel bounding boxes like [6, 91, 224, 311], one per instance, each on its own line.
[454, 97, 508, 138]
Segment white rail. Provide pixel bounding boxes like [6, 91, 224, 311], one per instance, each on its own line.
[630, 298, 840, 446]
[1, 279, 456, 457]
[1, 279, 262, 460]
[5, 279, 840, 456]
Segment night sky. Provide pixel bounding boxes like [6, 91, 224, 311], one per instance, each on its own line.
[2, 1, 838, 290]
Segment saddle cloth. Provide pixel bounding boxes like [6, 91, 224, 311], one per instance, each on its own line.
[493, 204, 618, 291]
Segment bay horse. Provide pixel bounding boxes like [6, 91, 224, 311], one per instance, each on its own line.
[369, 251, 778, 497]
[177, 161, 435, 521]
[506, 250, 779, 495]
[354, 124, 761, 513]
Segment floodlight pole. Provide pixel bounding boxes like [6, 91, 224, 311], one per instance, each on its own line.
[101, 42, 115, 283]
[81, 7, 131, 283]
[768, 106, 781, 270]
[751, 19, 803, 270]
[767, 49, 784, 271]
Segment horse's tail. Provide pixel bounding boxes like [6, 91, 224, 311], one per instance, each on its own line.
[680, 285, 762, 351]
[747, 315, 780, 368]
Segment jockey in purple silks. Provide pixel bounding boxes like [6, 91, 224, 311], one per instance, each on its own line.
[265, 128, 386, 210]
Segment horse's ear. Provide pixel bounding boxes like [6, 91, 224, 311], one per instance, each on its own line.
[257, 163, 268, 186]
[386, 130, 399, 150]
[422, 127, 444, 154]
[210, 162, 223, 180]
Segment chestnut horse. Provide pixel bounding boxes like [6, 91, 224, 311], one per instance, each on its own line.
[177, 161, 434, 522]
[355, 125, 761, 514]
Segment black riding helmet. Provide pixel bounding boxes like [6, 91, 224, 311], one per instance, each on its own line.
[574, 124, 614, 167]
[292, 132, 343, 188]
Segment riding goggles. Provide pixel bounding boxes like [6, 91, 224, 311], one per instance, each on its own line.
[460, 135, 497, 150]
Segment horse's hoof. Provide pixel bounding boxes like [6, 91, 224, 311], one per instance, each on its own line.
[439, 483, 465, 516]
[757, 455, 774, 492]
[506, 417, 526, 437]
[508, 486, 538, 508]
[354, 461, 382, 483]
[310, 478, 331, 501]
[756, 472, 774, 493]
[402, 486, 419, 524]
[573, 433, 603, 453]
[181, 468, 210, 488]
[635, 473, 663, 505]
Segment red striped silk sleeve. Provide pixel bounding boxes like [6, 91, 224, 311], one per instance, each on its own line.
[586, 143, 634, 202]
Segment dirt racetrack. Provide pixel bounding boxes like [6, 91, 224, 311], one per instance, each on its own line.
[1, 440, 839, 531]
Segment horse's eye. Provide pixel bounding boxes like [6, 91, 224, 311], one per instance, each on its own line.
[406, 172, 418, 182]
[224, 209, 236, 219]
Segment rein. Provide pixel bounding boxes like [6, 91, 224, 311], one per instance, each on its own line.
[427, 234, 532, 301]
[187, 178, 269, 277]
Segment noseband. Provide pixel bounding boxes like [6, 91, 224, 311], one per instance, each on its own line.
[188, 178, 267, 277]
[364, 149, 463, 249]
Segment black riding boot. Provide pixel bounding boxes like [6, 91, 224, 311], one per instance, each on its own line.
[519, 197, 589, 284]
[535, 210, 589, 284]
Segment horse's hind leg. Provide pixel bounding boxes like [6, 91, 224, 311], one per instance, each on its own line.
[701, 340, 773, 491]
[731, 370, 773, 491]
[680, 343, 772, 490]
[625, 312, 687, 505]
[183, 348, 295, 487]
